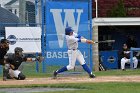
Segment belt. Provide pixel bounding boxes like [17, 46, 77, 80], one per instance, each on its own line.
[68, 49, 77, 50]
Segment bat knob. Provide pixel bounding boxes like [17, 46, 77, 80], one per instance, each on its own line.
[93, 42, 97, 44]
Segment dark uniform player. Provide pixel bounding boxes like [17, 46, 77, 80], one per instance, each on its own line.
[5, 47, 33, 80]
[0, 39, 10, 81]
[5, 47, 43, 81]
[120, 44, 138, 70]
[0, 39, 9, 65]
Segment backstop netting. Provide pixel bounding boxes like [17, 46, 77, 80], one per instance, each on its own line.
[0, 0, 93, 77]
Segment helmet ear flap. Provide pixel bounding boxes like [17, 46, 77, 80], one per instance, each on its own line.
[65, 32, 70, 35]
[65, 27, 74, 35]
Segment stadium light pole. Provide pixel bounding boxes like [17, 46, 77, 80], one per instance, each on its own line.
[19, 0, 26, 24]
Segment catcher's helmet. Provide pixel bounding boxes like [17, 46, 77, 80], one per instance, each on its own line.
[65, 27, 74, 35]
[14, 47, 23, 53]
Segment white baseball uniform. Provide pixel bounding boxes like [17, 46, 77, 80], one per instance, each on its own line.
[121, 50, 138, 69]
[65, 32, 85, 70]
[53, 29, 95, 78]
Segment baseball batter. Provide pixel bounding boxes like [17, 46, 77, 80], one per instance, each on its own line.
[53, 27, 95, 78]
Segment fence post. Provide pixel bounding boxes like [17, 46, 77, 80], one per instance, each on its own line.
[0, 65, 2, 74]
[36, 52, 39, 72]
[41, 0, 46, 73]
[130, 48, 133, 69]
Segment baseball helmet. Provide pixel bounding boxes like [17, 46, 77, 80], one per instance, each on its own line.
[14, 47, 23, 53]
[65, 27, 74, 35]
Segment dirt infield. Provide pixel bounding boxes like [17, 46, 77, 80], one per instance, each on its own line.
[0, 75, 140, 85]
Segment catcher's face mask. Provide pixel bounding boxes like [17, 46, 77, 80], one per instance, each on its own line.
[0, 39, 9, 50]
[16, 51, 23, 57]
[14, 47, 23, 57]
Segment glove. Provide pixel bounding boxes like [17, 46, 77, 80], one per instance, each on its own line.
[36, 56, 44, 62]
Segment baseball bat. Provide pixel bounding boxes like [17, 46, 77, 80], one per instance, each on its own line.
[94, 40, 115, 43]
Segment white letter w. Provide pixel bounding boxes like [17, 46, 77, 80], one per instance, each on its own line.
[50, 9, 83, 48]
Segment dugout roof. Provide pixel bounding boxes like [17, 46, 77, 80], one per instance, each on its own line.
[93, 18, 140, 26]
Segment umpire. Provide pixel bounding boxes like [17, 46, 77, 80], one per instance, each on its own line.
[0, 39, 10, 81]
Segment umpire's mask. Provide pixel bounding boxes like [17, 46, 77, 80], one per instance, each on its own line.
[14, 47, 23, 57]
[0, 39, 9, 51]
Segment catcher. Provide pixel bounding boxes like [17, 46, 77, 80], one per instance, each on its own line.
[4, 47, 43, 81]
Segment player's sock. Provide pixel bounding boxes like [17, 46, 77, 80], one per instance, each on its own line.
[82, 64, 92, 75]
[56, 66, 68, 73]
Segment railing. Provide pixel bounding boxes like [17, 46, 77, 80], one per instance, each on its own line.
[130, 48, 140, 69]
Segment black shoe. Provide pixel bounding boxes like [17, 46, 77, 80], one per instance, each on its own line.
[3, 77, 7, 81]
[89, 74, 95, 78]
[53, 71, 58, 79]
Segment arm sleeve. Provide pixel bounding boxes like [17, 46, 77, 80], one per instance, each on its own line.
[73, 32, 81, 42]
[68, 36, 80, 43]
[73, 33, 81, 38]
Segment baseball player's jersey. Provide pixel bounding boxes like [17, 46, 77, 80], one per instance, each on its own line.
[65, 32, 86, 70]
[6, 54, 27, 70]
[65, 32, 81, 50]
[0, 46, 9, 65]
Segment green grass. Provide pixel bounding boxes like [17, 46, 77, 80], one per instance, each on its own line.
[0, 65, 140, 93]
[38, 82, 140, 93]
[0, 67, 140, 78]
[0, 82, 140, 93]
[94, 69, 140, 76]
[21, 64, 140, 77]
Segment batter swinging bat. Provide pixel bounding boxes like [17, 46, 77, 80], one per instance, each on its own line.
[94, 40, 115, 43]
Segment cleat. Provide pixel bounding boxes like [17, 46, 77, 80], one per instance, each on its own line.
[122, 69, 126, 71]
[89, 74, 95, 78]
[53, 71, 58, 79]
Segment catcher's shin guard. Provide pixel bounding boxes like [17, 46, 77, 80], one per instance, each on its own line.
[3, 68, 9, 81]
[3, 63, 10, 81]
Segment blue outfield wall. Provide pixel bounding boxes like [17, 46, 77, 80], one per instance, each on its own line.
[45, 1, 92, 66]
